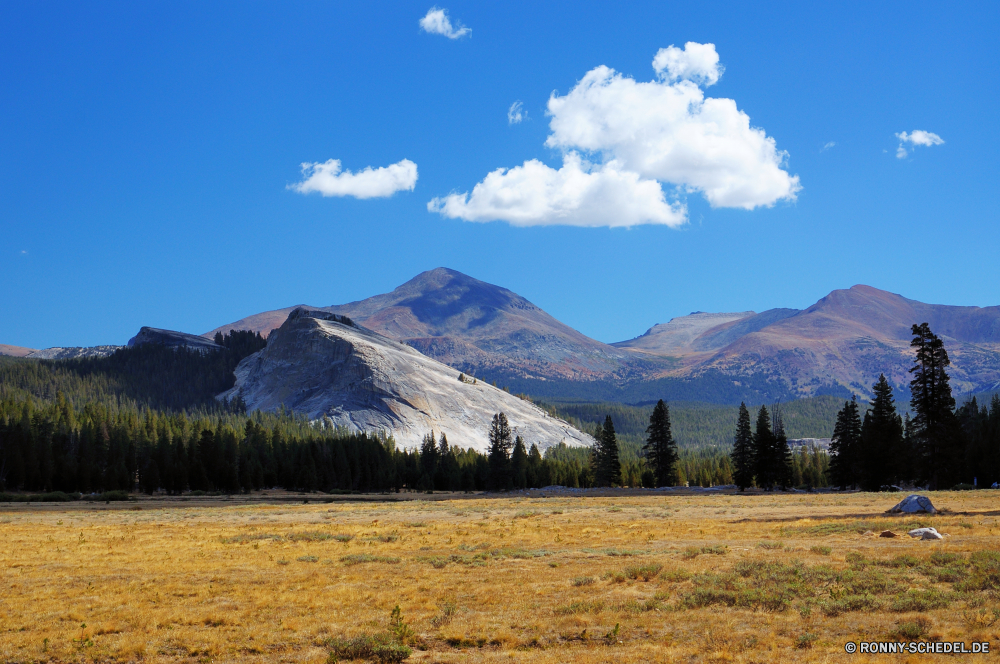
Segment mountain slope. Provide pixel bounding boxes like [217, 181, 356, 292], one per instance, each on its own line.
[221, 308, 593, 452]
[202, 271, 1000, 403]
[614, 311, 755, 355]
[0, 344, 36, 357]
[207, 268, 642, 380]
[702, 286, 1000, 397]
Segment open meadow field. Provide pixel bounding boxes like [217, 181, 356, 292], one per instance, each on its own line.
[2, 491, 1000, 663]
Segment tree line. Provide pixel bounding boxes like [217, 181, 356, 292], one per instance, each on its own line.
[827, 323, 1000, 490]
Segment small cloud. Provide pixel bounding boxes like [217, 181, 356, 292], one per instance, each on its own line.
[508, 101, 526, 124]
[821, 141, 836, 151]
[290, 159, 418, 199]
[652, 42, 723, 86]
[419, 7, 470, 39]
[895, 130, 944, 159]
[20, 250, 28, 254]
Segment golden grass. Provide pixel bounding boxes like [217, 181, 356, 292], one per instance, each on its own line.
[2, 490, 999, 662]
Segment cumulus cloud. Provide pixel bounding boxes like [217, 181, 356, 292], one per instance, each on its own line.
[290, 159, 418, 199]
[508, 101, 526, 124]
[428, 153, 685, 227]
[652, 42, 723, 86]
[430, 43, 799, 227]
[419, 7, 470, 39]
[895, 130, 944, 159]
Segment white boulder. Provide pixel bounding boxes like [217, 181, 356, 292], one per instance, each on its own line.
[907, 527, 944, 540]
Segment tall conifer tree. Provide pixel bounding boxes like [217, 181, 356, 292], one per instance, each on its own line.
[511, 435, 528, 489]
[593, 416, 621, 487]
[753, 406, 776, 489]
[909, 323, 960, 488]
[829, 397, 862, 489]
[487, 412, 513, 490]
[860, 374, 905, 490]
[772, 405, 793, 489]
[643, 400, 678, 487]
[732, 403, 755, 490]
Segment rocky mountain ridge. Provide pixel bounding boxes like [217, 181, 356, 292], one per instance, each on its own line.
[204, 271, 1000, 401]
[220, 308, 593, 452]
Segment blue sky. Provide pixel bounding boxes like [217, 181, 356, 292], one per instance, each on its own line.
[3, 1, 998, 349]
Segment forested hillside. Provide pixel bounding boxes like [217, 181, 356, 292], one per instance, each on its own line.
[543, 396, 851, 448]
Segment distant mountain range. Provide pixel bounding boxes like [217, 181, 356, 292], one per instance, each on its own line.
[202, 268, 1000, 404]
[6, 268, 1000, 405]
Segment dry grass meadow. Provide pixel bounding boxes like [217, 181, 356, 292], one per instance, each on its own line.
[2, 490, 1000, 663]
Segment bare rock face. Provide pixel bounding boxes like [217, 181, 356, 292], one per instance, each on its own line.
[128, 327, 222, 353]
[220, 309, 594, 453]
[27, 345, 122, 359]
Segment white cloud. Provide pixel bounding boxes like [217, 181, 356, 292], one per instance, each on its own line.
[428, 152, 686, 228]
[430, 44, 798, 227]
[895, 130, 944, 159]
[652, 42, 723, 86]
[419, 7, 470, 39]
[822, 141, 836, 151]
[290, 159, 418, 199]
[508, 101, 526, 124]
[545, 64, 800, 210]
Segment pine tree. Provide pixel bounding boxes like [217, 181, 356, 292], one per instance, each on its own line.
[419, 431, 438, 490]
[487, 413, 513, 490]
[753, 406, 776, 489]
[732, 403, 754, 490]
[643, 400, 678, 487]
[860, 374, 905, 490]
[829, 397, 862, 489]
[909, 323, 960, 488]
[511, 435, 528, 489]
[772, 405, 793, 489]
[593, 415, 621, 487]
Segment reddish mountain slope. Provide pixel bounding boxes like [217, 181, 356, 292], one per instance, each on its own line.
[703, 286, 1000, 396]
[205, 268, 637, 380]
[0, 344, 35, 357]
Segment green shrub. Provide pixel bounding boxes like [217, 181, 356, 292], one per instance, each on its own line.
[956, 551, 1000, 592]
[757, 541, 784, 550]
[297, 555, 319, 563]
[327, 634, 411, 664]
[96, 490, 130, 501]
[624, 564, 663, 581]
[889, 589, 952, 612]
[821, 594, 882, 616]
[287, 531, 336, 542]
[341, 554, 401, 566]
[555, 600, 603, 615]
[895, 617, 931, 639]
[0, 491, 81, 502]
[810, 546, 832, 555]
[572, 576, 595, 587]
[796, 633, 818, 649]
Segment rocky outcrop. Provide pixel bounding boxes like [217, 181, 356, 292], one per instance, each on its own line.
[219, 308, 593, 452]
[27, 346, 122, 359]
[128, 327, 222, 353]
